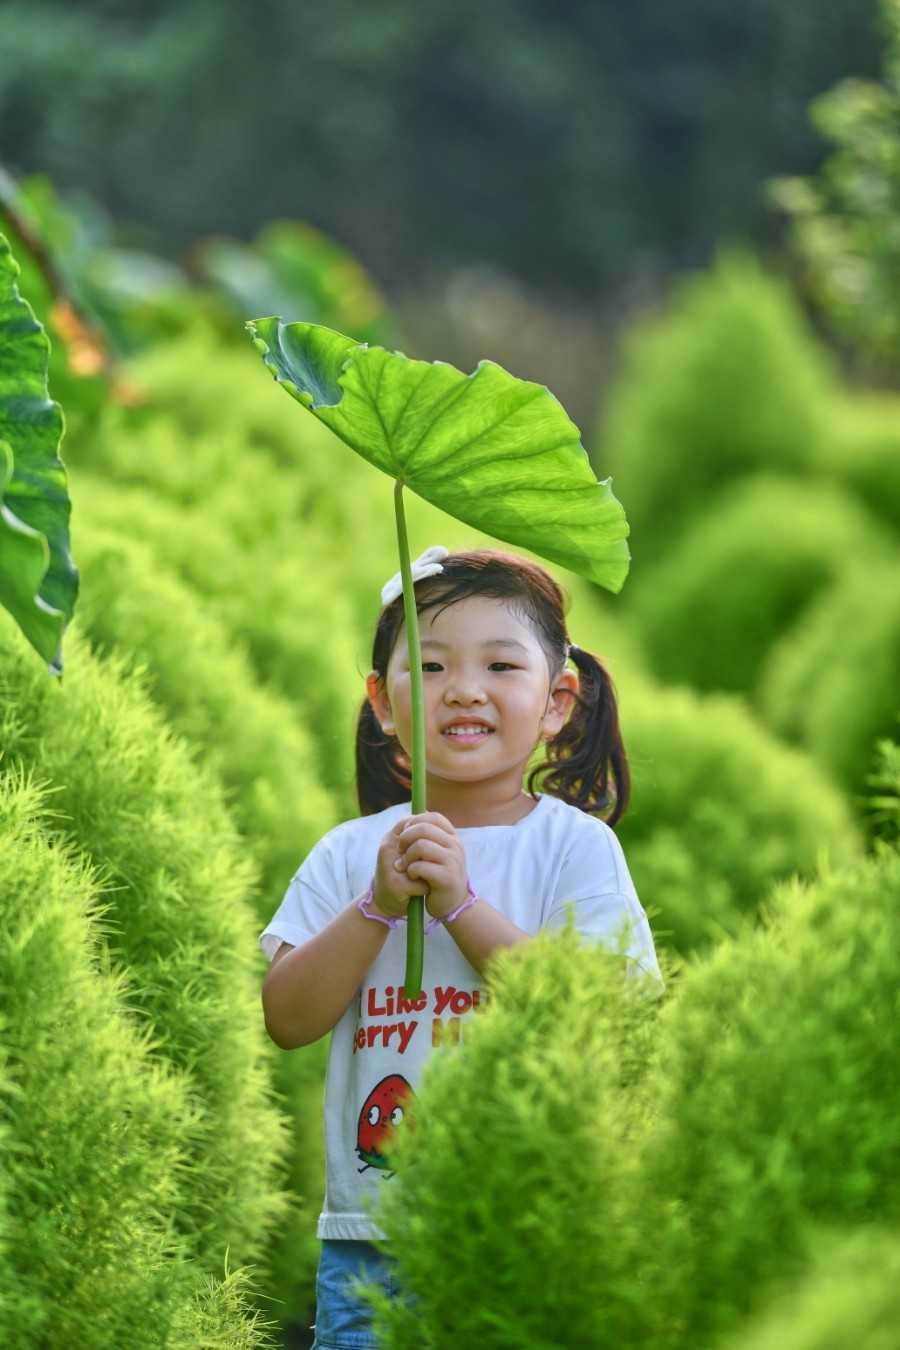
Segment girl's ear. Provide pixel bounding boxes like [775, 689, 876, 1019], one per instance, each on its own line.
[541, 668, 579, 738]
[366, 671, 395, 734]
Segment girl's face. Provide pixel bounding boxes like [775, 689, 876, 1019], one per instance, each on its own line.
[367, 595, 577, 803]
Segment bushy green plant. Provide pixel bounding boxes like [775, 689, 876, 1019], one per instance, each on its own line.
[74, 472, 364, 803]
[615, 677, 861, 954]
[622, 475, 893, 694]
[372, 840, 900, 1350]
[169, 1266, 277, 1350]
[73, 521, 338, 904]
[0, 617, 288, 1270]
[723, 1229, 900, 1350]
[66, 329, 370, 525]
[370, 925, 665, 1350]
[631, 842, 900, 1349]
[821, 392, 900, 537]
[596, 251, 833, 561]
[760, 557, 900, 794]
[0, 773, 190, 1347]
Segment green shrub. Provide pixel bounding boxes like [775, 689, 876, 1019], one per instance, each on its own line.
[0, 774, 273, 1348]
[623, 475, 893, 695]
[74, 472, 363, 804]
[760, 557, 900, 795]
[0, 618, 288, 1271]
[73, 522, 338, 906]
[370, 925, 664, 1350]
[66, 328, 375, 537]
[632, 843, 900, 1349]
[372, 840, 900, 1350]
[616, 678, 861, 955]
[723, 1229, 900, 1350]
[596, 251, 833, 562]
[170, 1266, 277, 1350]
[823, 392, 900, 537]
[0, 774, 190, 1347]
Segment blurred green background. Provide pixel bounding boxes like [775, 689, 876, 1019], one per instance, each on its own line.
[2, 2, 900, 1348]
[0, 0, 885, 426]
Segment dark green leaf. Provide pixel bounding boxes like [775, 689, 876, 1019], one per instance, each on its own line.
[0, 234, 78, 672]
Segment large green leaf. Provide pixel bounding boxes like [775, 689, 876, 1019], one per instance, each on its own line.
[0, 234, 78, 673]
[247, 318, 630, 590]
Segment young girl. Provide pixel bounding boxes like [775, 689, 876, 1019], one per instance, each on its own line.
[260, 548, 661, 1350]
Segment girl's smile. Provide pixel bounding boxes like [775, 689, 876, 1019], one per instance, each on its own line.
[367, 596, 578, 819]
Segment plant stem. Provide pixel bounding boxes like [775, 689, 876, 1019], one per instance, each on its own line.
[394, 479, 426, 999]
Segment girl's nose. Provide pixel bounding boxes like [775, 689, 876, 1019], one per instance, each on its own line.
[444, 670, 487, 704]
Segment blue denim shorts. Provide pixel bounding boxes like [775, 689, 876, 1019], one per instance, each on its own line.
[311, 1239, 398, 1350]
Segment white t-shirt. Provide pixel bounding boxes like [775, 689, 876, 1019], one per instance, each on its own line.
[260, 794, 661, 1240]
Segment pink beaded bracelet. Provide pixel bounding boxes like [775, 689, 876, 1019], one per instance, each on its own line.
[424, 880, 479, 934]
[358, 879, 406, 930]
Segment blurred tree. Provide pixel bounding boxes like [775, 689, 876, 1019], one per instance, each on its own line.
[771, 0, 900, 362]
[0, 0, 881, 298]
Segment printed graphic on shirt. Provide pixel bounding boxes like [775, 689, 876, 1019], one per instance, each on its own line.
[352, 983, 488, 1058]
[357, 1074, 415, 1173]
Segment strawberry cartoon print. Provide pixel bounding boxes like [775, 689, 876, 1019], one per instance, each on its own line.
[357, 1074, 414, 1174]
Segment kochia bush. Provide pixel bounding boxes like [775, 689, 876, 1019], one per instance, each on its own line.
[73, 522, 338, 907]
[0, 619, 288, 1270]
[0, 775, 189, 1347]
[722, 1229, 900, 1350]
[371, 840, 900, 1350]
[616, 678, 861, 955]
[622, 475, 892, 696]
[760, 557, 900, 793]
[370, 925, 665, 1350]
[633, 844, 900, 1348]
[75, 472, 362, 805]
[596, 250, 833, 562]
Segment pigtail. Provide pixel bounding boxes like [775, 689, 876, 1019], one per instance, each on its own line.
[528, 644, 630, 826]
[355, 697, 411, 816]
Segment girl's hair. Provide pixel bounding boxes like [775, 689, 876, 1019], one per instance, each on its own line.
[356, 550, 630, 825]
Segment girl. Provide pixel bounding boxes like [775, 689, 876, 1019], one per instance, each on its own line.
[260, 548, 661, 1350]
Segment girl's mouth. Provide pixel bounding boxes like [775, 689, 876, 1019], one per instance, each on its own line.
[442, 724, 493, 739]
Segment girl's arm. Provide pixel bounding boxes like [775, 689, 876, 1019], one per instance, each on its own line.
[263, 823, 423, 1049]
[436, 897, 531, 977]
[262, 897, 393, 1049]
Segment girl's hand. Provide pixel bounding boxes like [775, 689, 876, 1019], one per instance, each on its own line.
[377, 812, 469, 924]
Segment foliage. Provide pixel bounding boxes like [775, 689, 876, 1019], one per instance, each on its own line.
[596, 251, 833, 563]
[0, 773, 191, 1347]
[0, 233, 78, 670]
[72, 520, 338, 905]
[370, 924, 665, 1349]
[169, 1266, 277, 1350]
[615, 678, 861, 955]
[623, 474, 894, 695]
[373, 838, 900, 1350]
[0, 617, 289, 1270]
[771, 0, 900, 360]
[0, 0, 880, 295]
[760, 557, 900, 793]
[194, 218, 397, 347]
[723, 1229, 900, 1350]
[634, 843, 900, 1348]
[820, 390, 900, 531]
[248, 317, 631, 591]
[865, 735, 900, 839]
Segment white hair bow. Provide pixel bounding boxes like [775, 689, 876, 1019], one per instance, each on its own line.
[381, 546, 449, 608]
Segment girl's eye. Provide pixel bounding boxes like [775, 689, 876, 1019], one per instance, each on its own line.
[488, 662, 515, 672]
[422, 662, 443, 673]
